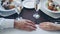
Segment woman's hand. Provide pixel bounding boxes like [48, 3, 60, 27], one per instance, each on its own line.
[39, 22, 60, 31]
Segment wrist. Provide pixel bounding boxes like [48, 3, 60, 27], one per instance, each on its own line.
[57, 27, 60, 30]
[14, 19, 18, 28]
[56, 25, 60, 30]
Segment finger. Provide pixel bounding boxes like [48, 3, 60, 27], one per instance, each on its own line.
[22, 26, 36, 31]
[40, 24, 50, 30]
[39, 25, 48, 30]
[44, 23, 53, 29]
[40, 22, 52, 26]
[46, 23, 55, 29]
[49, 24, 56, 30]
[18, 25, 33, 31]
[21, 27, 33, 31]
[39, 23, 46, 27]
[40, 25, 55, 31]
[26, 20, 35, 25]
[24, 27, 35, 31]
[40, 23, 50, 28]
[40, 22, 51, 28]
[39, 23, 56, 31]
[26, 23, 37, 28]
[40, 26, 51, 31]
[26, 26, 36, 30]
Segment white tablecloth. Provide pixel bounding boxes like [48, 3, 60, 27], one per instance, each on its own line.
[0, 25, 60, 34]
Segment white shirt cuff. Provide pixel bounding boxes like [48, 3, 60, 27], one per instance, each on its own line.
[0, 18, 14, 29]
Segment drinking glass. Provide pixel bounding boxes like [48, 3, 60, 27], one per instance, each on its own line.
[15, 0, 23, 20]
[33, 0, 40, 19]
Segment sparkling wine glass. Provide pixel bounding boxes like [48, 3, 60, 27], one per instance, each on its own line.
[33, 0, 40, 19]
[15, 0, 23, 20]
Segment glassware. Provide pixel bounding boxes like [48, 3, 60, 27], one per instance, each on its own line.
[15, 0, 23, 20]
[33, 0, 40, 19]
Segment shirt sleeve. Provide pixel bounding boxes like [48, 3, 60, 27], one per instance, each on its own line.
[0, 18, 14, 29]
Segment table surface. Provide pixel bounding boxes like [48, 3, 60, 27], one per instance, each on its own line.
[0, 25, 60, 34]
[0, 6, 60, 34]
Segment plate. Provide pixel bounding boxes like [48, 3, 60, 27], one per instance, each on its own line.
[40, 0, 60, 19]
[43, 0, 60, 13]
[0, 0, 17, 16]
[23, 1, 35, 9]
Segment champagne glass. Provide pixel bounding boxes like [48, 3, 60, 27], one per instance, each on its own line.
[54, 19, 60, 26]
[15, 0, 23, 20]
[33, 0, 40, 19]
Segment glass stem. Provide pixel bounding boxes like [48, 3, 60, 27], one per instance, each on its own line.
[35, 4, 39, 13]
[17, 14, 20, 18]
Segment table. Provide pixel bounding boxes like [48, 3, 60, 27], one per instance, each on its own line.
[0, 25, 60, 34]
[0, 0, 60, 34]
[0, 6, 60, 34]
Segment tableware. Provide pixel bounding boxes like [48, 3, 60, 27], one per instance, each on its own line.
[23, 1, 35, 9]
[43, 0, 60, 13]
[15, 0, 23, 20]
[40, 0, 60, 19]
[0, 0, 16, 16]
[33, 0, 40, 19]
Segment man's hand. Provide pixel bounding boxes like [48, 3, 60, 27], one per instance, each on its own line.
[39, 22, 60, 31]
[14, 19, 37, 31]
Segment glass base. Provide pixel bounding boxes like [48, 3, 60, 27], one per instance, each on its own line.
[33, 14, 40, 19]
[16, 17, 23, 21]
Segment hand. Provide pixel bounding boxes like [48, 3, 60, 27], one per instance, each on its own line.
[39, 22, 60, 31]
[14, 19, 37, 31]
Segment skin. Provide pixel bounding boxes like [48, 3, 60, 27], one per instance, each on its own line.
[39, 22, 60, 31]
[14, 19, 37, 31]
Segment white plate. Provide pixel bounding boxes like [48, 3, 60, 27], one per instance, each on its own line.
[0, 0, 17, 17]
[40, 0, 60, 19]
[23, 1, 35, 9]
[43, 0, 60, 13]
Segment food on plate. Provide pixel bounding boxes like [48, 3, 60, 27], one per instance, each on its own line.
[1, 0, 15, 10]
[47, 0, 60, 11]
[8, 5, 15, 9]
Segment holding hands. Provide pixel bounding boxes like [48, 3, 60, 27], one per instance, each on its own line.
[14, 19, 37, 31]
[14, 19, 60, 31]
